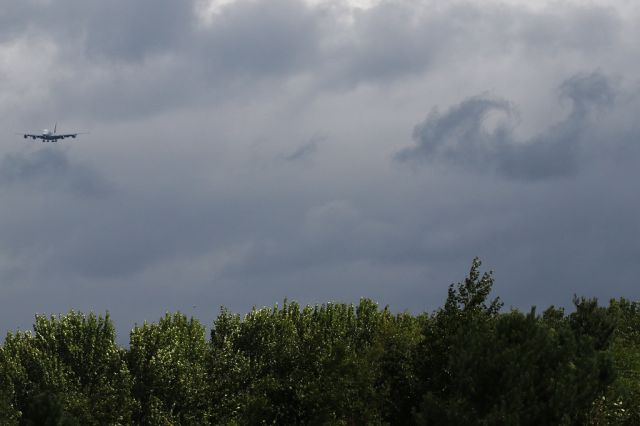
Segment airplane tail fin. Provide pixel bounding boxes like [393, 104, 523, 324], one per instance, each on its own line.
[54, 123, 57, 134]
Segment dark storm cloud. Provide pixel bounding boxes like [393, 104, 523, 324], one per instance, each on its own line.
[516, 5, 619, 54]
[0, 148, 113, 197]
[216, 197, 438, 284]
[1, 0, 312, 69]
[558, 72, 615, 116]
[0, 3, 32, 41]
[3, 1, 625, 121]
[322, 2, 437, 87]
[315, 2, 621, 89]
[197, 0, 319, 78]
[0, 0, 196, 61]
[17, 0, 322, 120]
[283, 135, 325, 163]
[42, 184, 307, 280]
[397, 72, 615, 180]
[52, 195, 213, 279]
[82, 0, 196, 61]
[284, 141, 317, 162]
[2, 0, 640, 342]
[396, 95, 515, 168]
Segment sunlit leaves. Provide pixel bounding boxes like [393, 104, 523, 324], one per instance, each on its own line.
[0, 259, 638, 424]
[128, 313, 209, 425]
[1, 312, 133, 424]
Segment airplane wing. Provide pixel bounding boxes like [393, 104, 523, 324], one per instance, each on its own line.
[17, 131, 87, 141]
[53, 133, 78, 140]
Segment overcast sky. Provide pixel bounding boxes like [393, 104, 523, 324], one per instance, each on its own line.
[1, 0, 639, 340]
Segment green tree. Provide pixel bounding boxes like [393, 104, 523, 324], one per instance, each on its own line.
[0, 343, 20, 425]
[0, 259, 628, 424]
[20, 391, 80, 426]
[1, 312, 133, 425]
[414, 259, 615, 425]
[414, 258, 502, 424]
[367, 309, 424, 424]
[595, 298, 640, 424]
[209, 299, 395, 425]
[567, 297, 616, 424]
[127, 312, 209, 425]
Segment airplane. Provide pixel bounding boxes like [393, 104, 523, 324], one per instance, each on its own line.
[21, 124, 85, 142]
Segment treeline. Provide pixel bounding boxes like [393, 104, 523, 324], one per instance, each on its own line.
[1, 259, 640, 425]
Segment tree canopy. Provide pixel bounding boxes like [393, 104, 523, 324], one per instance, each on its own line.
[1, 259, 638, 424]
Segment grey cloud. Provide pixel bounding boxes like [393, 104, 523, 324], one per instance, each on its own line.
[284, 141, 317, 162]
[40, 0, 320, 120]
[4, 1, 628, 122]
[325, 2, 437, 87]
[54, 202, 206, 279]
[43, 185, 306, 280]
[516, 5, 619, 54]
[82, 0, 196, 61]
[0, 3, 33, 42]
[218, 198, 427, 281]
[283, 135, 324, 163]
[1, 0, 196, 62]
[2, 0, 640, 342]
[396, 95, 515, 168]
[397, 73, 615, 181]
[0, 189, 218, 281]
[198, 0, 319, 78]
[558, 72, 615, 117]
[51, 59, 196, 121]
[316, 2, 621, 89]
[0, 148, 113, 197]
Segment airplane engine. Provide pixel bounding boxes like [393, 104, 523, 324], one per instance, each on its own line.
[23, 135, 27, 139]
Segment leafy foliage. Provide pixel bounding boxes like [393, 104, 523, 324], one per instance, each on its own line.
[596, 298, 640, 424]
[127, 313, 209, 425]
[209, 299, 401, 424]
[0, 259, 638, 424]
[414, 259, 615, 425]
[0, 312, 133, 425]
